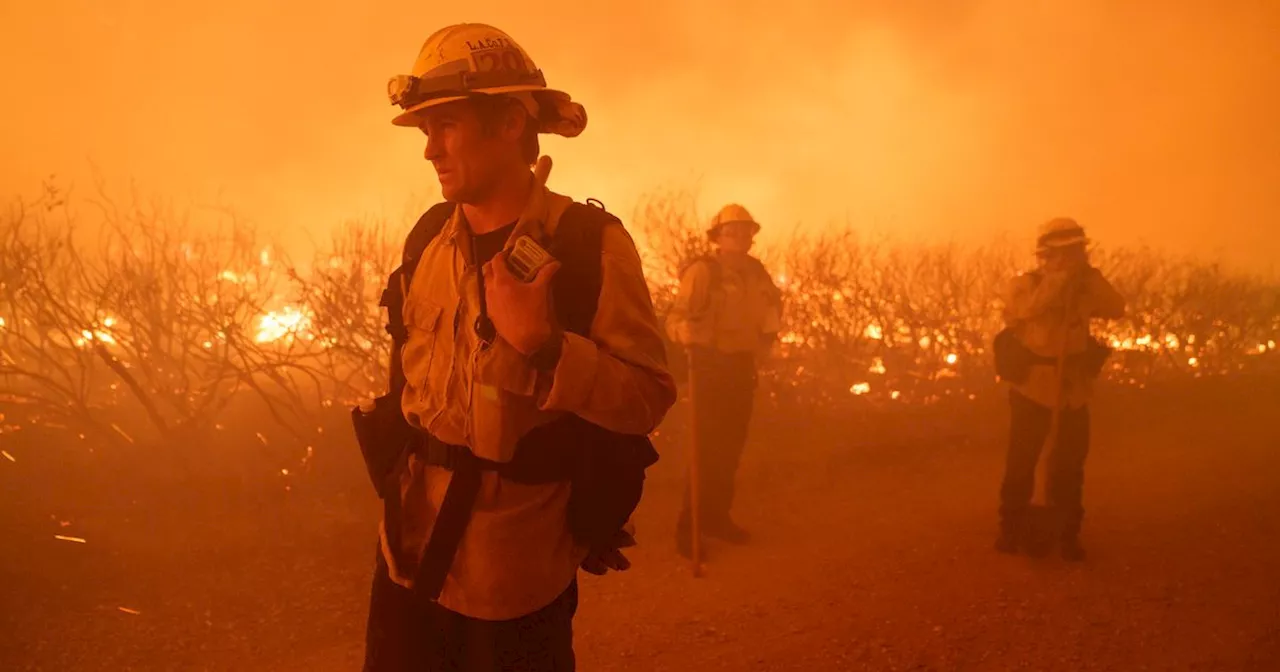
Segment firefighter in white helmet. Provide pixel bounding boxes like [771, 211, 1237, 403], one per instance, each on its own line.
[665, 203, 782, 559]
[361, 23, 674, 670]
[994, 217, 1125, 561]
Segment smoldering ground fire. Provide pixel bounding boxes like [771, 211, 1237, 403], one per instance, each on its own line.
[2, 188, 1277, 449]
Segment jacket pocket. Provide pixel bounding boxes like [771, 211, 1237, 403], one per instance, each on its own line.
[401, 300, 444, 395]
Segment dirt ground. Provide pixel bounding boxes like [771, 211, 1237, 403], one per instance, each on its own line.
[2, 380, 1279, 671]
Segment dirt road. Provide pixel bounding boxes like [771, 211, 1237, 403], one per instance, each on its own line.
[3, 381, 1278, 671]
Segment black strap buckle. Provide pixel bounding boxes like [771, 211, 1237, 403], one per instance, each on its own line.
[421, 438, 471, 472]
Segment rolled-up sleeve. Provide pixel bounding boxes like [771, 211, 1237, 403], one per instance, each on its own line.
[665, 260, 714, 345]
[1001, 275, 1034, 327]
[1003, 271, 1070, 325]
[537, 223, 677, 436]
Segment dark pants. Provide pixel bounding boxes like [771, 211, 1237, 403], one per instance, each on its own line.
[999, 390, 1092, 538]
[363, 550, 577, 672]
[677, 348, 757, 534]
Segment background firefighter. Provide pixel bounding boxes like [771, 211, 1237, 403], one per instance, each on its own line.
[362, 23, 675, 671]
[665, 204, 781, 558]
[994, 217, 1126, 561]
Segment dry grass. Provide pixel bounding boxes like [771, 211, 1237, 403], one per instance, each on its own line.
[2, 184, 1277, 456]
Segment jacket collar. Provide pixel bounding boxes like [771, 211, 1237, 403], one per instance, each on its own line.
[442, 183, 573, 266]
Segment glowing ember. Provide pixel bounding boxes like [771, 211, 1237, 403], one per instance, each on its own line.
[55, 535, 87, 544]
[1, 450, 14, 462]
[255, 306, 311, 343]
[117, 607, 141, 615]
[4, 213, 1278, 447]
[76, 327, 117, 347]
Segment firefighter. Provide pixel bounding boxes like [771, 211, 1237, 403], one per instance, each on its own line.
[995, 217, 1125, 561]
[363, 23, 675, 670]
[665, 204, 782, 558]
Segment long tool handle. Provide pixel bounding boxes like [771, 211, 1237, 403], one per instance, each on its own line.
[1033, 286, 1076, 505]
[687, 348, 704, 577]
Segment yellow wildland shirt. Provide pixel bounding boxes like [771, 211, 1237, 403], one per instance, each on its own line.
[666, 254, 781, 354]
[381, 185, 676, 620]
[1001, 267, 1125, 409]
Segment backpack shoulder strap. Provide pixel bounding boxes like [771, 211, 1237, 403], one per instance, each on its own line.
[382, 201, 455, 394]
[679, 254, 721, 288]
[549, 200, 620, 336]
[403, 202, 458, 268]
[746, 256, 781, 304]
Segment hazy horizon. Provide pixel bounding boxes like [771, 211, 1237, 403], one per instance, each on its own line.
[4, 0, 1277, 271]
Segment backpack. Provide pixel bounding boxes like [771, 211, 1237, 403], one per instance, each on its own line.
[369, 199, 659, 557]
[992, 327, 1055, 384]
[991, 272, 1113, 384]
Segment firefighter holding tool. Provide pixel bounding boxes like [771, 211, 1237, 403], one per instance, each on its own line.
[665, 204, 782, 561]
[993, 217, 1125, 561]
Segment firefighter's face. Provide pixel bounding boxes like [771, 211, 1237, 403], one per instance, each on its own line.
[418, 99, 524, 204]
[716, 222, 757, 254]
[1039, 244, 1088, 272]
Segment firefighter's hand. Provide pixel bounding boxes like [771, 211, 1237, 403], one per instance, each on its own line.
[483, 250, 561, 355]
[1062, 266, 1099, 301]
[581, 548, 631, 575]
[580, 529, 637, 575]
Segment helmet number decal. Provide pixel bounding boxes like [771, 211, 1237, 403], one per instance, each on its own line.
[473, 47, 524, 74]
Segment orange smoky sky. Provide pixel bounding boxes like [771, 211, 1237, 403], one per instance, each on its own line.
[2, 0, 1278, 269]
